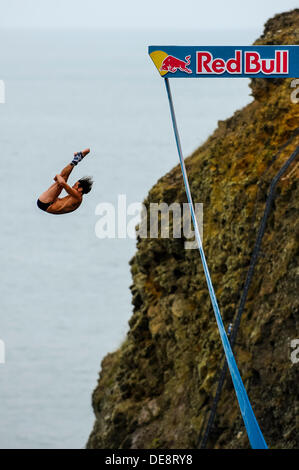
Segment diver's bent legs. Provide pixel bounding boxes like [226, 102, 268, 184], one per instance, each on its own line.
[58, 163, 74, 183]
[38, 163, 75, 203]
[38, 182, 63, 204]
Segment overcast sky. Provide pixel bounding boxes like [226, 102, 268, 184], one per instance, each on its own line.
[0, 0, 298, 30]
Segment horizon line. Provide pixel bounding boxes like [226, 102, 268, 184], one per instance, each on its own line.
[0, 26, 260, 32]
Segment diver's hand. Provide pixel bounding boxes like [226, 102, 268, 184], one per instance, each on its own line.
[55, 174, 66, 185]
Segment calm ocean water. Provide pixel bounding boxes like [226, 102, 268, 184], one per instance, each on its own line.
[0, 29, 258, 448]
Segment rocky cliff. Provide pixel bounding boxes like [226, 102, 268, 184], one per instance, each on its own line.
[87, 9, 299, 449]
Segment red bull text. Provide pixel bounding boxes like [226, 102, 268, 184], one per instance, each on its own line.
[196, 50, 288, 75]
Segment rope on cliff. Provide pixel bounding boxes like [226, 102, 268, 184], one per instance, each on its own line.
[164, 77, 267, 449]
[200, 130, 299, 449]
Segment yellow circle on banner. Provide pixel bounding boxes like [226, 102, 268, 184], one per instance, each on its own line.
[150, 50, 168, 76]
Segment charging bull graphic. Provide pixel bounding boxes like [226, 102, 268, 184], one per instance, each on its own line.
[160, 54, 192, 74]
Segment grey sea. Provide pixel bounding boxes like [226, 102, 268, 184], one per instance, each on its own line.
[0, 28, 258, 448]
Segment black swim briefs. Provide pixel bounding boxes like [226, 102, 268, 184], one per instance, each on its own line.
[37, 199, 53, 212]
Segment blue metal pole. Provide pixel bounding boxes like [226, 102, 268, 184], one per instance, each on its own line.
[164, 77, 267, 449]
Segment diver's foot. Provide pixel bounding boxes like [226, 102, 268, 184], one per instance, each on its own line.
[71, 148, 90, 166]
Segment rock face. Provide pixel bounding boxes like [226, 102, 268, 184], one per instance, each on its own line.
[87, 9, 299, 449]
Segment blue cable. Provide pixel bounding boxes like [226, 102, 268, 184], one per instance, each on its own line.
[164, 77, 267, 449]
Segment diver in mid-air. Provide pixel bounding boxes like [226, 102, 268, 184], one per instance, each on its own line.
[37, 148, 93, 215]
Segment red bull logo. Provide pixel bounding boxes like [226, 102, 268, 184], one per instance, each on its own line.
[160, 55, 192, 74]
[149, 46, 297, 78]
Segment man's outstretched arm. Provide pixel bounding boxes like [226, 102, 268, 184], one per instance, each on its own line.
[55, 175, 81, 200]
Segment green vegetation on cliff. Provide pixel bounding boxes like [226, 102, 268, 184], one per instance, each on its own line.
[87, 9, 299, 449]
